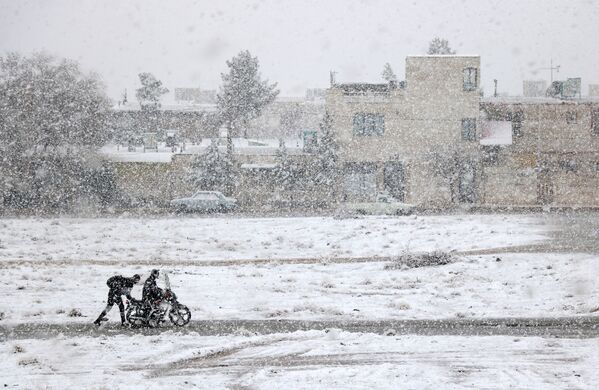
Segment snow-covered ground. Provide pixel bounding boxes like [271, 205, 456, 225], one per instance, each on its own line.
[2, 331, 597, 389]
[0, 214, 547, 262]
[1, 214, 598, 389]
[1, 253, 597, 324]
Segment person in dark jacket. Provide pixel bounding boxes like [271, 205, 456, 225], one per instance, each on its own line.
[94, 274, 141, 326]
[141, 269, 164, 317]
[142, 269, 163, 303]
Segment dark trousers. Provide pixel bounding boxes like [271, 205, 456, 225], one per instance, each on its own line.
[94, 290, 126, 324]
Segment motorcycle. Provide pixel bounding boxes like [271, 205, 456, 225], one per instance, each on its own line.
[126, 273, 191, 328]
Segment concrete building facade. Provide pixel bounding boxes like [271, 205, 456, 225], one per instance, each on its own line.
[326, 55, 599, 208]
[326, 55, 482, 206]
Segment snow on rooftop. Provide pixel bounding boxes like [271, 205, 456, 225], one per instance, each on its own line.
[407, 54, 480, 58]
[100, 138, 304, 163]
[240, 163, 277, 170]
[112, 101, 218, 112]
[482, 96, 599, 104]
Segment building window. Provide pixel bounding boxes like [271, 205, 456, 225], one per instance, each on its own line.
[463, 68, 478, 91]
[565, 111, 577, 124]
[481, 145, 501, 165]
[353, 113, 385, 136]
[559, 160, 577, 173]
[461, 118, 477, 141]
[510, 110, 524, 137]
[592, 110, 599, 135]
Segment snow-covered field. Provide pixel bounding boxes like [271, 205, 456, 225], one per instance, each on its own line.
[2, 331, 597, 389]
[0, 214, 547, 262]
[1, 214, 598, 389]
[1, 253, 597, 324]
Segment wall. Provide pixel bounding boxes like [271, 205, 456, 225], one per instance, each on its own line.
[326, 55, 481, 206]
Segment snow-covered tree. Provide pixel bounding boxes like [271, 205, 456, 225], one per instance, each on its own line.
[216, 50, 278, 195]
[381, 63, 397, 82]
[427, 37, 456, 55]
[312, 112, 339, 200]
[217, 50, 279, 139]
[273, 139, 294, 192]
[187, 139, 235, 194]
[187, 139, 221, 190]
[0, 52, 112, 211]
[135, 72, 169, 110]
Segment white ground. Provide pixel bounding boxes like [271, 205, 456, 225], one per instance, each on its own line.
[1, 214, 598, 389]
[2, 331, 597, 389]
[0, 214, 547, 262]
[1, 253, 597, 325]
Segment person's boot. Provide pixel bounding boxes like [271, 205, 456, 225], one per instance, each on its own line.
[120, 312, 127, 327]
[94, 311, 107, 326]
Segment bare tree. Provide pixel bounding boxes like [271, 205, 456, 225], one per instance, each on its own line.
[427, 146, 477, 204]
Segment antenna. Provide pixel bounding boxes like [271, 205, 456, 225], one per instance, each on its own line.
[540, 59, 560, 83]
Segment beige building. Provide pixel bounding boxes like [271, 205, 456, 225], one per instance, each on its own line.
[480, 98, 599, 207]
[327, 55, 599, 208]
[326, 55, 482, 206]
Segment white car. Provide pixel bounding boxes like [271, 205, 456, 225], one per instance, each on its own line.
[338, 193, 414, 216]
[170, 191, 237, 212]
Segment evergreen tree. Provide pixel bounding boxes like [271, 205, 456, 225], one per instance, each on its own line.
[217, 50, 279, 139]
[381, 62, 397, 82]
[313, 112, 339, 201]
[216, 50, 278, 195]
[273, 139, 294, 192]
[427, 37, 456, 55]
[221, 139, 236, 196]
[135, 72, 168, 137]
[187, 139, 225, 191]
[135, 72, 169, 110]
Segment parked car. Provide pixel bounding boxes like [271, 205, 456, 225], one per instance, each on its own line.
[170, 191, 237, 212]
[337, 192, 414, 216]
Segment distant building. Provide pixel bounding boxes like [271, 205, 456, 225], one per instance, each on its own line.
[174, 88, 216, 104]
[327, 55, 599, 208]
[246, 97, 324, 139]
[589, 84, 599, 97]
[523, 80, 547, 97]
[306, 88, 326, 101]
[327, 55, 481, 204]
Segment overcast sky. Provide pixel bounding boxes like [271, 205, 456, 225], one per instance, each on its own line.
[1, 0, 598, 101]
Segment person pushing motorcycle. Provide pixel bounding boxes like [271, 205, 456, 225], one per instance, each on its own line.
[94, 274, 141, 326]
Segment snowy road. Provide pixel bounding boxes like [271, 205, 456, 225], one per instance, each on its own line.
[2, 316, 599, 341]
[2, 330, 597, 389]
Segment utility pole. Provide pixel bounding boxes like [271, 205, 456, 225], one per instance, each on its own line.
[540, 59, 560, 83]
[493, 79, 498, 97]
[329, 70, 337, 87]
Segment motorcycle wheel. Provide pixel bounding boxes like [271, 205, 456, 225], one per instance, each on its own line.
[147, 312, 162, 328]
[126, 305, 145, 328]
[169, 305, 191, 326]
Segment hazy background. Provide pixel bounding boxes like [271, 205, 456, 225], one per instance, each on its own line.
[1, 0, 597, 101]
